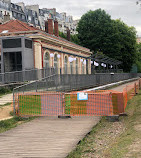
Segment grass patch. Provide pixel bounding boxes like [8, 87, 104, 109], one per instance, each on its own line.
[104, 92, 141, 158]
[66, 91, 141, 158]
[0, 116, 35, 133]
[19, 95, 41, 115]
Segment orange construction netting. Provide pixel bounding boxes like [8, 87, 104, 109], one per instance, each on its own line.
[13, 79, 141, 117]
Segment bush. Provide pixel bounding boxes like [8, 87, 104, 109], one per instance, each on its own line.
[0, 87, 12, 95]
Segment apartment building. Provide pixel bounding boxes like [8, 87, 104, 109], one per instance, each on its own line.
[0, 0, 79, 35]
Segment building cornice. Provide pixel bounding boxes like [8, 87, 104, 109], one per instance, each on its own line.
[0, 30, 92, 55]
[28, 33, 92, 55]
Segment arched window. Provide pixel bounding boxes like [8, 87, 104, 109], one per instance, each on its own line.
[64, 56, 68, 74]
[44, 52, 50, 68]
[54, 54, 58, 73]
[76, 58, 78, 74]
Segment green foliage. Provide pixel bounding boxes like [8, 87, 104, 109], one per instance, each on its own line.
[111, 20, 137, 72]
[77, 9, 137, 72]
[135, 43, 141, 72]
[0, 118, 17, 129]
[70, 34, 80, 45]
[59, 31, 67, 40]
[0, 116, 35, 133]
[0, 87, 12, 96]
[59, 31, 80, 45]
[130, 64, 138, 73]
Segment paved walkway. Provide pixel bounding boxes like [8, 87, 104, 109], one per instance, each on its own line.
[0, 93, 13, 121]
[0, 80, 139, 158]
[0, 116, 100, 158]
[0, 93, 13, 105]
[111, 80, 137, 92]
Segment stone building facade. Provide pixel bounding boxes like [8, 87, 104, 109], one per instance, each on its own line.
[0, 19, 91, 74]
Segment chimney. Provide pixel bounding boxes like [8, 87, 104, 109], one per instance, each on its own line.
[54, 19, 59, 37]
[67, 28, 71, 41]
[3, 12, 10, 23]
[45, 21, 48, 33]
[47, 14, 53, 35]
[47, 18, 53, 35]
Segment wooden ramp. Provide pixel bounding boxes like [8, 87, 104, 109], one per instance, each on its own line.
[0, 80, 139, 158]
[0, 116, 100, 158]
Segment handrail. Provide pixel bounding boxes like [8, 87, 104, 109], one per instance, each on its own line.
[13, 74, 56, 91]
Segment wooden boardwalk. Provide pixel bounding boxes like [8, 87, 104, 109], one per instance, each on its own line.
[0, 80, 138, 158]
[0, 116, 100, 158]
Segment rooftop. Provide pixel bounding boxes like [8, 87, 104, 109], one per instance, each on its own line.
[0, 19, 38, 32]
[0, 19, 91, 52]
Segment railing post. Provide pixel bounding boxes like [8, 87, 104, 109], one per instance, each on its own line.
[36, 81, 38, 92]
[2, 73, 5, 84]
[22, 70, 25, 82]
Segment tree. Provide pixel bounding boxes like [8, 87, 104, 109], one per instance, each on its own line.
[135, 43, 141, 72]
[77, 9, 137, 72]
[70, 34, 80, 45]
[59, 31, 67, 40]
[109, 20, 137, 72]
[59, 31, 80, 45]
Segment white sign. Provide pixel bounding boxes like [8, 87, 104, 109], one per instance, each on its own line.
[77, 93, 88, 100]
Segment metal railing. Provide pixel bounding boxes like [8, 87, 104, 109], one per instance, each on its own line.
[13, 72, 138, 113]
[13, 73, 138, 93]
[0, 68, 55, 84]
[0, 67, 123, 84]
[91, 69, 123, 73]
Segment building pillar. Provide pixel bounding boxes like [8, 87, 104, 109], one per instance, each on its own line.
[68, 56, 70, 74]
[78, 58, 81, 74]
[73, 59, 75, 74]
[88, 59, 91, 74]
[34, 40, 42, 69]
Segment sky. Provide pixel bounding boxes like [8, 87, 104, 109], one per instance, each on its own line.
[12, 0, 141, 36]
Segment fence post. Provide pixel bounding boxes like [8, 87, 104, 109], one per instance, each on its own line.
[13, 89, 16, 114]
[134, 83, 137, 94]
[139, 79, 141, 89]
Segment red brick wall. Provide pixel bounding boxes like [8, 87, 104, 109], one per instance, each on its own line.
[48, 19, 53, 35]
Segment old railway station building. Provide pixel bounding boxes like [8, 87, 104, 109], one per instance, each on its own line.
[0, 18, 92, 74]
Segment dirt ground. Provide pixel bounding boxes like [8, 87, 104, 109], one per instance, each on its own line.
[0, 105, 13, 120]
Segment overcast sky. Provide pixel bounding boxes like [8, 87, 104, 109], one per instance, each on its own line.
[12, 0, 141, 36]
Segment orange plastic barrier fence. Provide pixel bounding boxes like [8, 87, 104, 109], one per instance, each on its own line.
[13, 79, 141, 117]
